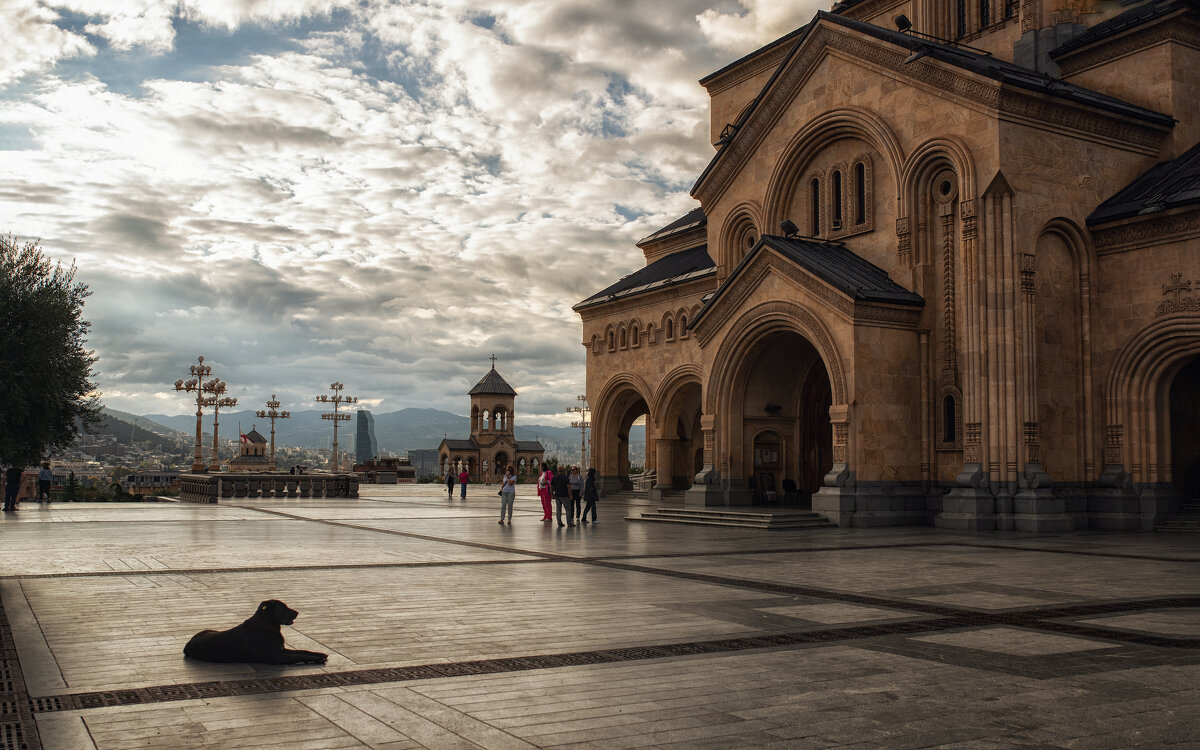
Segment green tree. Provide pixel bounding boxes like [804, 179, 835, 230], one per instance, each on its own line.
[0, 236, 101, 466]
[63, 471, 81, 501]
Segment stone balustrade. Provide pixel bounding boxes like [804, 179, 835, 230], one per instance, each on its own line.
[179, 473, 359, 504]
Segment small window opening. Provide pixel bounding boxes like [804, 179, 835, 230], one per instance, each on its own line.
[943, 395, 957, 443]
[810, 178, 820, 234]
[832, 170, 843, 230]
[854, 163, 866, 224]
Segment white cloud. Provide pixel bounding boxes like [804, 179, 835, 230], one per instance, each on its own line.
[0, 0, 95, 85]
[697, 0, 824, 53]
[0, 1, 808, 425]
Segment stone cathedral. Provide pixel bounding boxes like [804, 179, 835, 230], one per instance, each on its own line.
[575, 0, 1200, 531]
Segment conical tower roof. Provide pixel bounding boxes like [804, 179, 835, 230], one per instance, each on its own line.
[469, 367, 517, 396]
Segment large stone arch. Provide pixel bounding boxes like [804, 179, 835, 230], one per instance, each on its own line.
[592, 372, 654, 492]
[762, 107, 904, 229]
[1105, 317, 1200, 488]
[706, 300, 848, 486]
[651, 364, 705, 491]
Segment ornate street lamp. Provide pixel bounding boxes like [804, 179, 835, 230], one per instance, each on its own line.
[567, 394, 591, 468]
[203, 378, 236, 471]
[316, 382, 356, 472]
[256, 394, 291, 471]
[173, 356, 213, 472]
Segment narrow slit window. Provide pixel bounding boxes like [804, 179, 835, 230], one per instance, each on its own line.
[943, 395, 957, 443]
[832, 170, 843, 230]
[810, 178, 820, 235]
[854, 163, 866, 224]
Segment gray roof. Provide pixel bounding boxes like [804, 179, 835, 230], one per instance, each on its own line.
[468, 368, 517, 396]
[515, 440, 544, 451]
[1051, 0, 1194, 59]
[1089, 141, 1200, 224]
[442, 439, 477, 451]
[694, 234, 923, 327]
[636, 207, 707, 246]
[574, 244, 716, 310]
[244, 429, 267, 443]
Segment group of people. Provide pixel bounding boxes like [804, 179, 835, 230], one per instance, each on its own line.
[531, 465, 597, 526]
[4, 463, 55, 512]
[445, 468, 470, 499]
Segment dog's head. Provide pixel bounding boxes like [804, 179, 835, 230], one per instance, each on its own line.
[256, 599, 299, 626]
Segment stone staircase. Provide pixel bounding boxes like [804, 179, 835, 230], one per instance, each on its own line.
[626, 506, 837, 530]
[1155, 498, 1200, 531]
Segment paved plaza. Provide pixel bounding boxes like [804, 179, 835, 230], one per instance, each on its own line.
[0, 485, 1197, 749]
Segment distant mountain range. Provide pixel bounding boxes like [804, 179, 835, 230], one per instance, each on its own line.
[115, 406, 632, 458]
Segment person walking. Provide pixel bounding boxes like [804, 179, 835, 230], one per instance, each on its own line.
[37, 462, 53, 502]
[458, 467, 469, 499]
[551, 468, 572, 526]
[568, 466, 582, 523]
[498, 465, 517, 524]
[445, 470, 455, 500]
[4, 465, 22, 512]
[537, 466, 554, 521]
[582, 467, 599, 524]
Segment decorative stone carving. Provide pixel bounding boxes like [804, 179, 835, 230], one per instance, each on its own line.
[1156, 272, 1200, 316]
[1021, 254, 1036, 295]
[1104, 424, 1123, 465]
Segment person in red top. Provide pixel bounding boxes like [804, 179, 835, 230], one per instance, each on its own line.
[458, 468, 469, 499]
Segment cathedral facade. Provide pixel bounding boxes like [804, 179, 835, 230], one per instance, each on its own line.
[575, 0, 1200, 531]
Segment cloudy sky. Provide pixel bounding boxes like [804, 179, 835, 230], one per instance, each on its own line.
[3, 0, 821, 424]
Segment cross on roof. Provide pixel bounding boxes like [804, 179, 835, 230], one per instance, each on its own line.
[490, 354, 497, 368]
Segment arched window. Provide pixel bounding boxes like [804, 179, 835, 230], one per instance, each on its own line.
[810, 178, 820, 235]
[942, 395, 956, 443]
[957, 0, 967, 36]
[980, 0, 990, 27]
[831, 170, 843, 230]
[679, 314, 688, 338]
[607, 330, 614, 350]
[619, 327, 627, 349]
[666, 318, 674, 340]
[631, 323, 640, 347]
[854, 162, 866, 225]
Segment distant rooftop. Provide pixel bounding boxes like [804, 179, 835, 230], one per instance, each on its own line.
[468, 367, 517, 397]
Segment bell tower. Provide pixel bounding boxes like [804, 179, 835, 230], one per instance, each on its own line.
[469, 355, 517, 441]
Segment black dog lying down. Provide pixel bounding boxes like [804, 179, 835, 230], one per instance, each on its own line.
[184, 600, 328, 664]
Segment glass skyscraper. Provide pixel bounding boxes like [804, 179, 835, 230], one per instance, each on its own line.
[355, 410, 378, 464]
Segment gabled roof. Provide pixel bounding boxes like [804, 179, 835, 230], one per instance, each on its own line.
[693, 11, 1172, 199]
[1088, 140, 1200, 224]
[636, 207, 706, 246]
[1052, 0, 1195, 58]
[245, 429, 267, 443]
[515, 440, 544, 451]
[574, 245, 716, 310]
[693, 234, 923, 327]
[442, 438, 477, 451]
[468, 368, 517, 396]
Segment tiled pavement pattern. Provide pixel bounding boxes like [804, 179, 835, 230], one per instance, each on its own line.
[0, 486, 1197, 748]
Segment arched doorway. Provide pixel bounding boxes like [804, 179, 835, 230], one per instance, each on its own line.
[654, 377, 703, 490]
[1171, 356, 1200, 501]
[494, 452, 510, 481]
[596, 385, 650, 491]
[738, 331, 833, 505]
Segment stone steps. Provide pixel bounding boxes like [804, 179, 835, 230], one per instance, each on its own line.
[626, 507, 837, 530]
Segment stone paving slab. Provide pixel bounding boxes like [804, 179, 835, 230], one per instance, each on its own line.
[0, 483, 1197, 749]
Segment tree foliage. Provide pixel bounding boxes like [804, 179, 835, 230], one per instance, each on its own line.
[0, 236, 101, 467]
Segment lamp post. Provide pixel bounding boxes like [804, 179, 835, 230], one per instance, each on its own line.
[567, 394, 591, 468]
[173, 356, 214, 472]
[204, 378, 236, 471]
[316, 382, 356, 472]
[256, 394, 291, 471]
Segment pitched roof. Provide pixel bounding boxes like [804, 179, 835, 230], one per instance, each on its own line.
[245, 429, 267, 443]
[636, 207, 707, 246]
[468, 367, 517, 396]
[515, 440, 544, 451]
[1088, 140, 1200, 224]
[442, 438, 477, 451]
[693, 11, 1172, 198]
[694, 234, 923, 327]
[574, 245, 716, 310]
[1051, 0, 1195, 58]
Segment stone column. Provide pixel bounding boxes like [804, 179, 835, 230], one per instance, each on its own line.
[685, 414, 722, 506]
[813, 404, 855, 526]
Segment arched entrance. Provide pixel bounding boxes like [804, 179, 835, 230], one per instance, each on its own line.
[595, 382, 651, 492]
[1170, 356, 1200, 501]
[653, 374, 703, 490]
[737, 331, 833, 506]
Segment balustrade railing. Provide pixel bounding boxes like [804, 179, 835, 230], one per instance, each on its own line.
[179, 473, 359, 503]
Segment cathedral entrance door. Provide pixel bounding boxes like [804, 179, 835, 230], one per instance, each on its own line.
[1170, 356, 1200, 502]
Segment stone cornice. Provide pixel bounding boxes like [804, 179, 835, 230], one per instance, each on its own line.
[1091, 206, 1200, 255]
[576, 275, 716, 323]
[701, 39, 795, 96]
[1055, 11, 1200, 77]
[693, 21, 1170, 206]
[642, 228, 707, 265]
